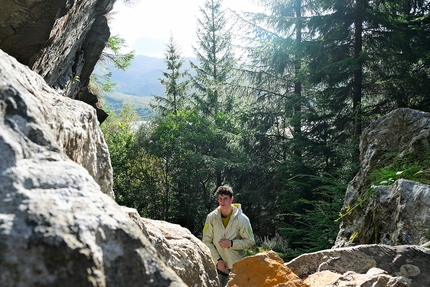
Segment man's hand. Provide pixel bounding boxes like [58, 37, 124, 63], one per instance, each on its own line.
[217, 259, 229, 273]
[218, 239, 232, 249]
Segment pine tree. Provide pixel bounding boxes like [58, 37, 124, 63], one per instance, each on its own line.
[152, 34, 189, 117]
[191, 0, 237, 117]
[305, 0, 430, 153]
[305, 0, 369, 148]
[367, 0, 430, 112]
[191, 0, 239, 188]
[225, 1, 310, 253]
[90, 35, 135, 94]
[234, 0, 354, 253]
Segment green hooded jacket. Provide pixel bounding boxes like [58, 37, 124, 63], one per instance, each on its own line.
[202, 204, 255, 269]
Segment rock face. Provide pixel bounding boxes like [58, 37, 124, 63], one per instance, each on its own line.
[0, 50, 187, 286]
[122, 207, 220, 287]
[0, 49, 113, 198]
[0, 0, 113, 122]
[334, 108, 430, 248]
[286, 244, 430, 287]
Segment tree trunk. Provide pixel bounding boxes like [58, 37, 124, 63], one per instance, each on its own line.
[293, 0, 303, 159]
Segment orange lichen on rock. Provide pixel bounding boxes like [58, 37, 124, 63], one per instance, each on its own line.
[226, 251, 310, 287]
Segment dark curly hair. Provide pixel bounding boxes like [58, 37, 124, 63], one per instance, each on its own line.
[215, 185, 233, 198]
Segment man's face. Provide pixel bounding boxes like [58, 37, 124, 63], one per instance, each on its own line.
[218, 194, 233, 208]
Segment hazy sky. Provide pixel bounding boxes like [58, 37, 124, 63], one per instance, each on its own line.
[109, 0, 261, 58]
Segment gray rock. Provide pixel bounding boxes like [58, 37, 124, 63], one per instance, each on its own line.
[0, 49, 113, 197]
[334, 108, 430, 248]
[0, 49, 186, 287]
[0, 0, 114, 122]
[286, 244, 430, 287]
[123, 207, 219, 287]
[0, 0, 218, 285]
[326, 268, 410, 287]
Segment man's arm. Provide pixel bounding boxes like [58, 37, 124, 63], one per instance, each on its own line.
[231, 215, 255, 250]
[202, 215, 221, 262]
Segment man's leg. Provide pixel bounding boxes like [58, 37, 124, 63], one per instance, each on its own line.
[217, 270, 229, 287]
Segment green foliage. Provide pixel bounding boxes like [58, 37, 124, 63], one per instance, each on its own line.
[103, 35, 135, 71]
[191, 0, 237, 117]
[370, 149, 430, 186]
[102, 91, 155, 120]
[277, 172, 346, 259]
[152, 34, 190, 117]
[243, 234, 298, 262]
[101, 104, 142, 209]
[91, 35, 135, 94]
[371, 166, 425, 185]
[143, 108, 225, 231]
[335, 187, 376, 223]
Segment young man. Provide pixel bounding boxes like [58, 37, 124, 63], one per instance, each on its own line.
[202, 185, 255, 286]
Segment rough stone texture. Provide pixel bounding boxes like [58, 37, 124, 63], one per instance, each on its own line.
[334, 108, 430, 248]
[286, 244, 430, 287]
[227, 251, 309, 287]
[0, 0, 113, 122]
[371, 180, 430, 246]
[303, 270, 342, 286]
[0, 166, 186, 287]
[0, 50, 186, 287]
[0, 49, 113, 197]
[123, 207, 219, 287]
[326, 268, 410, 287]
[305, 268, 410, 287]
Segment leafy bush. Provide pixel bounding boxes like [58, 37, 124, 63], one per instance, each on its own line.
[244, 233, 295, 262]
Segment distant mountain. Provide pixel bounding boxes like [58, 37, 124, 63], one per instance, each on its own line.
[96, 54, 196, 120]
[109, 55, 164, 96]
[108, 54, 195, 96]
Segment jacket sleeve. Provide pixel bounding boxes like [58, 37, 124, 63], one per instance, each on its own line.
[232, 214, 255, 250]
[202, 214, 220, 263]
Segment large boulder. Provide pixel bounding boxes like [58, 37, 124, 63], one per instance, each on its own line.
[305, 268, 409, 287]
[0, 0, 114, 122]
[227, 251, 308, 287]
[122, 207, 220, 287]
[0, 49, 186, 286]
[286, 244, 430, 287]
[334, 108, 430, 248]
[0, 49, 113, 198]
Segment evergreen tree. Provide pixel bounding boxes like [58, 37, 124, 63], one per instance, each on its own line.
[232, 0, 354, 254]
[152, 34, 190, 117]
[134, 107, 229, 233]
[305, 0, 430, 141]
[191, 0, 239, 188]
[91, 35, 135, 93]
[367, 0, 430, 112]
[101, 104, 142, 209]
